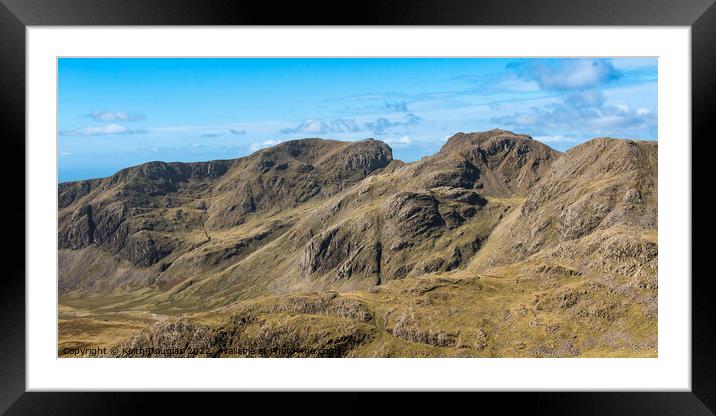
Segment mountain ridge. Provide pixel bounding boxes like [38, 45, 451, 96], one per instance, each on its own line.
[58, 130, 658, 358]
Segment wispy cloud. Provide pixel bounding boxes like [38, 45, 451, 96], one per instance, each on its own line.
[492, 90, 655, 137]
[384, 100, 409, 112]
[281, 119, 361, 135]
[364, 113, 421, 134]
[88, 111, 146, 122]
[533, 135, 580, 145]
[149, 125, 255, 135]
[200, 132, 223, 138]
[508, 59, 622, 91]
[59, 124, 147, 137]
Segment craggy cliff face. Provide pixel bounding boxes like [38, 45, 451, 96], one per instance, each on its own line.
[58, 130, 658, 358]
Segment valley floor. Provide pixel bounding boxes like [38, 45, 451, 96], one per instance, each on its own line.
[59, 266, 657, 358]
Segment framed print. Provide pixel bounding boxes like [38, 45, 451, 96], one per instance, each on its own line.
[1, 0, 711, 413]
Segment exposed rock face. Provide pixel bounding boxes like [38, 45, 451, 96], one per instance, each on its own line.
[386, 192, 445, 238]
[114, 317, 218, 357]
[299, 219, 381, 282]
[58, 178, 103, 208]
[422, 129, 560, 196]
[58, 204, 94, 249]
[318, 138, 393, 180]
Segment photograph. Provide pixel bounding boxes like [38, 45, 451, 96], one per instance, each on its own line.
[57, 57, 659, 358]
[2, 0, 708, 408]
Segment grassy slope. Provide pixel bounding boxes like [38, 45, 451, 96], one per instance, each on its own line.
[60, 263, 656, 357]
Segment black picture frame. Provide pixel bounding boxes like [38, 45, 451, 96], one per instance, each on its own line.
[0, 0, 709, 413]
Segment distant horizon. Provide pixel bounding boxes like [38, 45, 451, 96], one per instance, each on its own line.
[58, 58, 657, 182]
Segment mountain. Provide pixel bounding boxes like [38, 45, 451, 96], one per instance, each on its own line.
[58, 130, 658, 358]
[58, 138, 392, 293]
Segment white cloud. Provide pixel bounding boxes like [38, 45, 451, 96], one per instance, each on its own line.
[88, 111, 146, 122]
[249, 139, 283, 152]
[511, 59, 622, 91]
[280, 114, 422, 137]
[386, 135, 412, 145]
[364, 113, 421, 134]
[59, 124, 147, 137]
[492, 90, 656, 138]
[281, 119, 361, 135]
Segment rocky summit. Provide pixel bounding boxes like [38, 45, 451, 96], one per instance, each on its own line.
[58, 130, 658, 358]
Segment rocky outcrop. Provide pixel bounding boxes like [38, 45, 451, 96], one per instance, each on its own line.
[298, 216, 381, 282]
[390, 311, 458, 348]
[385, 192, 445, 238]
[113, 317, 218, 357]
[111, 295, 375, 357]
[316, 138, 393, 181]
[58, 204, 94, 249]
[425, 129, 560, 196]
[58, 178, 103, 208]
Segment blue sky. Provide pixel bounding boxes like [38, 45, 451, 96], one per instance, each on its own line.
[58, 58, 657, 182]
